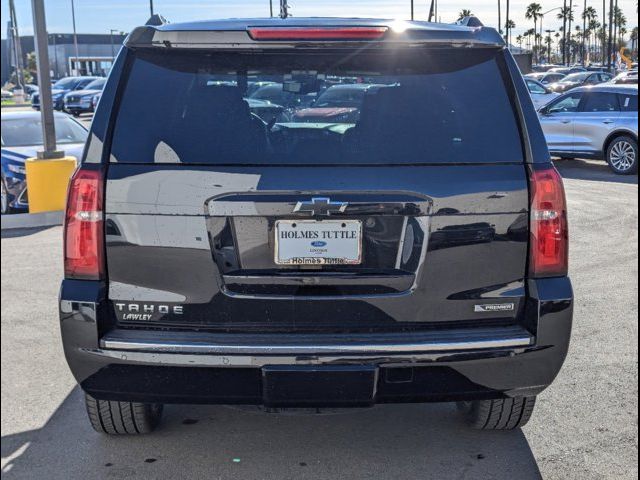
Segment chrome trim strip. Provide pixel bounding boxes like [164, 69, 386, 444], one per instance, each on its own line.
[395, 216, 409, 269]
[101, 334, 532, 355]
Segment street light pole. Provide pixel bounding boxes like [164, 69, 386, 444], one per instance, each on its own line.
[613, 0, 618, 58]
[562, 0, 567, 64]
[109, 29, 117, 59]
[567, 0, 573, 64]
[607, 0, 613, 69]
[505, 0, 510, 46]
[149, 0, 154, 16]
[539, 8, 562, 63]
[8, 0, 24, 90]
[602, 0, 606, 63]
[582, 0, 587, 64]
[70, 0, 79, 75]
[31, 0, 63, 159]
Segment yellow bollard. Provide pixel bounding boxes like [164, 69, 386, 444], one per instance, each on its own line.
[24, 157, 78, 213]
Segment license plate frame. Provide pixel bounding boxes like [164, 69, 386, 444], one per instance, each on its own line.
[274, 219, 363, 266]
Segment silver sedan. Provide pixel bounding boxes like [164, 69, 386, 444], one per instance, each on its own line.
[538, 84, 638, 174]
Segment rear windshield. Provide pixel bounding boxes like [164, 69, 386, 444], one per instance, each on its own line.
[110, 49, 523, 165]
[84, 78, 106, 90]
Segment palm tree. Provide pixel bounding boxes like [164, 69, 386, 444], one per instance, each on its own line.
[583, 6, 597, 21]
[557, 6, 575, 63]
[517, 34, 524, 49]
[505, 19, 516, 46]
[524, 28, 536, 49]
[618, 26, 627, 49]
[458, 9, 473, 21]
[525, 3, 543, 61]
[613, 7, 627, 48]
[583, 7, 598, 63]
[589, 19, 601, 61]
[574, 25, 582, 63]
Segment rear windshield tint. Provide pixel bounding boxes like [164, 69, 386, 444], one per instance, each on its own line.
[110, 49, 523, 165]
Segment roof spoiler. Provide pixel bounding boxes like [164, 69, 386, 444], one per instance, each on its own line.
[126, 19, 503, 50]
[145, 14, 167, 26]
[455, 16, 484, 28]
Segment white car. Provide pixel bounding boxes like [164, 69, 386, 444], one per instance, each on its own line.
[525, 78, 559, 109]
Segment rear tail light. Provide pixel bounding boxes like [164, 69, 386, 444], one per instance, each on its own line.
[247, 26, 388, 41]
[64, 167, 105, 280]
[528, 165, 569, 278]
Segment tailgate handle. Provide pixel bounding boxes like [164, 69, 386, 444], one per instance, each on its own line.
[205, 192, 432, 217]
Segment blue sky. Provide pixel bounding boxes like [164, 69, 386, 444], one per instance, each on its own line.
[2, 0, 637, 40]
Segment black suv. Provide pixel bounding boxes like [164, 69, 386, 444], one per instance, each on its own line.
[60, 17, 573, 435]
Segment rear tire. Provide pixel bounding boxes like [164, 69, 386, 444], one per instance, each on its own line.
[606, 136, 638, 175]
[85, 394, 163, 435]
[458, 396, 536, 430]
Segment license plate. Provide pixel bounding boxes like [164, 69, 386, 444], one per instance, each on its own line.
[275, 220, 362, 265]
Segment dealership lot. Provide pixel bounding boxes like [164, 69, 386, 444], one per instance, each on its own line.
[1, 159, 637, 480]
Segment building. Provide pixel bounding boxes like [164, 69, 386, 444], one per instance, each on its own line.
[2, 31, 127, 85]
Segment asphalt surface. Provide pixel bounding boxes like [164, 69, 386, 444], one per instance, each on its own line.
[1, 159, 638, 480]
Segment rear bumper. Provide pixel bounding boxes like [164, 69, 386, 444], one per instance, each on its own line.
[60, 277, 573, 406]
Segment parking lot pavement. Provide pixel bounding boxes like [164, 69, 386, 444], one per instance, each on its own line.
[1, 159, 637, 480]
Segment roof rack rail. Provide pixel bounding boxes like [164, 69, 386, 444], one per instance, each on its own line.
[146, 14, 168, 26]
[455, 16, 484, 28]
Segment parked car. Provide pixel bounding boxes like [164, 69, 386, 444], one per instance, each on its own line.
[244, 97, 285, 124]
[291, 83, 386, 123]
[525, 72, 566, 85]
[1, 89, 14, 99]
[60, 17, 573, 435]
[63, 78, 106, 116]
[531, 64, 562, 72]
[246, 80, 277, 97]
[525, 78, 560, 109]
[31, 76, 100, 111]
[548, 66, 587, 75]
[610, 71, 638, 85]
[547, 71, 613, 93]
[1, 111, 87, 214]
[585, 65, 609, 72]
[21, 84, 39, 100]
[538, 84, 638, 174]
[249, 82, 315, 109]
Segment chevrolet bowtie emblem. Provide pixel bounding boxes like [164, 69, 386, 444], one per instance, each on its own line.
[293, 197, 348, 216]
